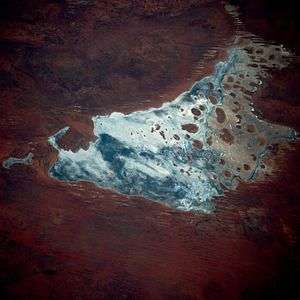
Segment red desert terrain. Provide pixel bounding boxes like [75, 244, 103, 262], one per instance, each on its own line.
[0, 0, 299, 299]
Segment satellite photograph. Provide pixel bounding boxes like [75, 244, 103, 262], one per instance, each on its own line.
[0, 0, 299, 299]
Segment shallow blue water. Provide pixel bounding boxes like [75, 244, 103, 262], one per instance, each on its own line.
[48, 46, 296, 212]
[2, 152, 34, 169]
